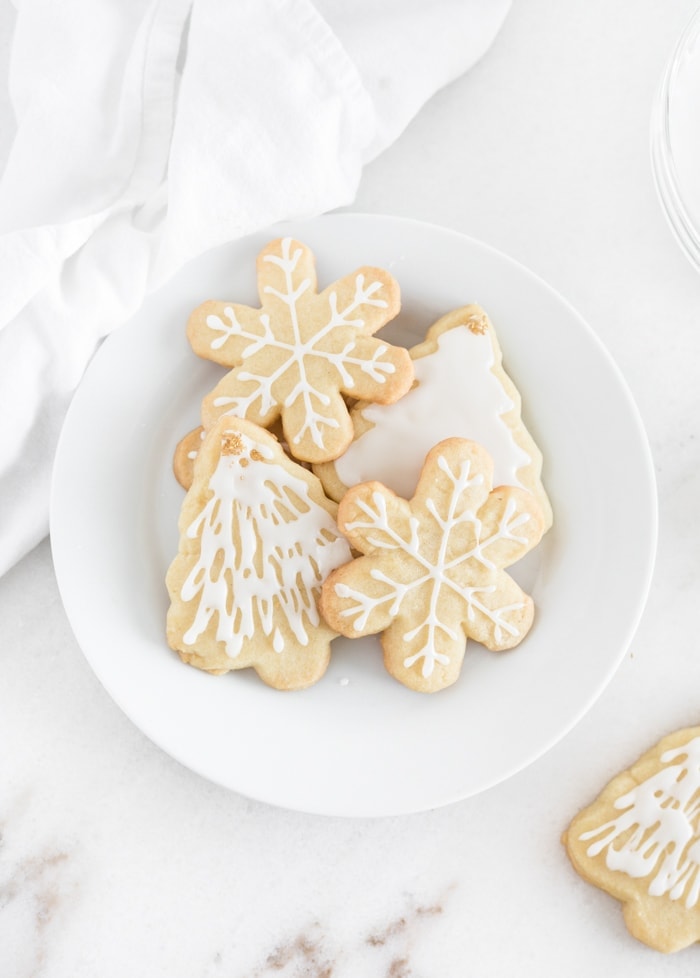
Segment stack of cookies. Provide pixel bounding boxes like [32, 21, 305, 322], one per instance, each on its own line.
[165, 237, 552, 691]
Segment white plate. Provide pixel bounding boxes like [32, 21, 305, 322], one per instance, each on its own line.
[50, 214, 657, 817]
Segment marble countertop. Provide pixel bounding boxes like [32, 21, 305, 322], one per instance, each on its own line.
[4, 1, 700, 975]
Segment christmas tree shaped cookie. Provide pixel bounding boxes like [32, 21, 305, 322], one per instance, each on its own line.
[185, 237, 413, 465]
[315, 304, 552, 531]
[166, 417, 351, 690]
[320, 438, 544, 692]
[563, 726, 700, 952]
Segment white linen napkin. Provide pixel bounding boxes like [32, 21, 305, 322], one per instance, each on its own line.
[0, 0, 510, 578]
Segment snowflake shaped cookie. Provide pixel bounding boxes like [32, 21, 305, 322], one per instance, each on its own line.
[563, 726, 700, 953]
[187, 237, 412, 464]
[320, 438, 544, 692]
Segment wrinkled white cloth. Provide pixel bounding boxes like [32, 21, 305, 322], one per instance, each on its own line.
[0, 0, 510, 577]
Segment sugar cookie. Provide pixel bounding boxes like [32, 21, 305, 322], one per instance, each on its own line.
[563, 726, 700, 953]
[166, 417, 351, 689]
[186, 237, 412, 464]
[320, 437, 544, 692]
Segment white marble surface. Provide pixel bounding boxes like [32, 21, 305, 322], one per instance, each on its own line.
[4, 0, 700, 974]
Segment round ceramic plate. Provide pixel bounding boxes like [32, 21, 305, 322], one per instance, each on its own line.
[50, 214, 657, 817]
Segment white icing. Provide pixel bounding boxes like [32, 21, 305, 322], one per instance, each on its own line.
[206, 237, 397, 452]
[334, 324, 531, 498]
[180, 430, 351, 658]
[580, 737, 700, 910]
[335, 452, 532, 677]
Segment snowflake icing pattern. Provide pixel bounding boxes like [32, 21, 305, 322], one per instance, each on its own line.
[187, 237, 411, 463]
[321, 438, 544, 691]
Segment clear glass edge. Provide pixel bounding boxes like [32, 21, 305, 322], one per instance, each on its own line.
[651, 6, 700, 272]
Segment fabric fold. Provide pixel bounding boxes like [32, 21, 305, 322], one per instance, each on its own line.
[0, 0, 511, 577]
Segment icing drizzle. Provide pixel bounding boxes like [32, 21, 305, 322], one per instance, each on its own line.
[180, 429, 350, 658]
[580, 737, 700, 909]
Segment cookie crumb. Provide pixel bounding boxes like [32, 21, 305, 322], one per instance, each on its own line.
[465, 312, 489, 335]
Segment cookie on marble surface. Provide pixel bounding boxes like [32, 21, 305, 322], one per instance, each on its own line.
[186, 236, 413, 464]
[563, 726, 700, 952]
[320, 437, 544, 693]
[166, 416, 351, 690]
[315, 304, 552, 531]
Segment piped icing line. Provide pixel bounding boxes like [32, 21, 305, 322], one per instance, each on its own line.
[206, 281, 395, 447]
[188, 237, 408, 461]
[335, 461, 529, 676]
[322, 439, 543, 686]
